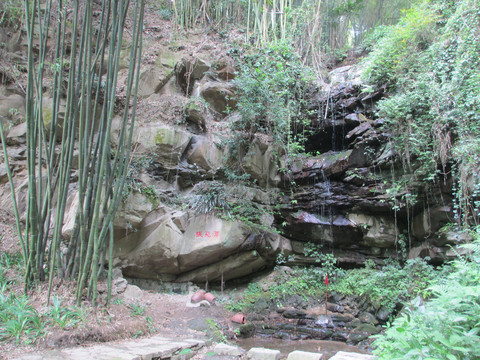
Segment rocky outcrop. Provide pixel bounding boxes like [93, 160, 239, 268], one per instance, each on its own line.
[115, 210, 291, 282]
[0, 51, 460, 285]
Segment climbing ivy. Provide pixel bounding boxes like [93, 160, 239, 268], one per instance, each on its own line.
[363, 0, 480, 226]
[225, 42, 315, 180]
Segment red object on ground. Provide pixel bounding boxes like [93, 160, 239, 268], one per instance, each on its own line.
[191, 290, 206, 303]
[231, 313, 246, 324]
[325, 274, 329, 286]
[204, 292, 216, 303]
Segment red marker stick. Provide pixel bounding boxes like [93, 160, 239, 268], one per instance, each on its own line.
[325, 274, 328, 316]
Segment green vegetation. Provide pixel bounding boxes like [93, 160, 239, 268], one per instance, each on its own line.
[373, 236, 480, 359]
[0, 261, 86, 344]
[363, 0, 480, 226]
[205, 317, 228, 343]
[0, 0, 22, 30]
[224, 246, 437, 316]
[187, 181, 279, 233]
[167, 0, 412, 69]
[232, 42, 314, 157]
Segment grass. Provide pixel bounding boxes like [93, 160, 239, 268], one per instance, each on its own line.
[223, 257, 439, 319]
[0, 251, 88, 344]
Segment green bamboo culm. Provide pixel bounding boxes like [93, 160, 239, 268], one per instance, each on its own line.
[6, 0, 145, 305]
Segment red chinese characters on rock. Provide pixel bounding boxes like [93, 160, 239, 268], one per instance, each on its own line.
[195, 231, 220, 238]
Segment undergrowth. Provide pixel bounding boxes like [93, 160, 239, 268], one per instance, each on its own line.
[224, 251, 438, 317]
[372, 236, 480, 359]
[0, 252, 88, 344]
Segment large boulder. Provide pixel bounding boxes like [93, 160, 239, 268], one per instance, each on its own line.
[176, 250, 267, 282]
[185, 135, 225, 171]
[195, 81, 237, 116]
[412, 206, 452, 239]
[176, 57, 211, 95]
[113, 122, 192, 169]
[348, 213, 398, 248]
[0, 92, 25, 134]
[178, 215, 250, 271]
[115, 210, 290, 282]
[242, 137, 282, 187]
[114, 192, 156, 232]
[0, 163, 10, 184]
[292, 150, 367, 184]
[137, 65, 174, 98]
[5, 121, 27, 145]
[283, 211, 362, 247]
[116, 210, 184, 280]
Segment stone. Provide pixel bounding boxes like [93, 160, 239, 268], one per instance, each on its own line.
[113, 277, 128, 294]
[214, 343, 245, 356]
[284, 212, 362, 247]
[329, 351, 374, 360]
[137, 65, 174, 98]
[0, 93, 25, 129]
[348, 214, 398, 248]
[433, 230, 473, 247]
[141, 125, 193, 168]
[287, 350, 323, 360]
[177, 216, 249, 271]
[358, 312, 378, 325]
[114, 192, 155, 232]
[116, 213, 183, 279]
[11, 336, 205, 360]
[376, 306, 391, 322]
[247, 347, 281, 360]
[238, 323, 256, 338]
[346, 122, 372, 140]
[217, 65, 236, 81]
[176, 57, 211, 95]
[61, 191, 79, 240]
[184, 99, 209, 131]
[116, 212, 287, 281]
[316, 315, 334, 328]
[412, 206, 452, 239]
[41, 96, 67, 141]
[196, 81, 237, 115]
[242, 137, 282, 187]
[0, 163, 9, 184]
[282, 309, 308, 319]
[176, 250, 267, 283]
[185, 135, 225, 171]
[5, 121, 27, 145]
[122, 284, 143, 300]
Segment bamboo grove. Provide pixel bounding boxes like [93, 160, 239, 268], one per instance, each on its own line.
[170, 0, 413, 70]
[0, 0, 145, 305]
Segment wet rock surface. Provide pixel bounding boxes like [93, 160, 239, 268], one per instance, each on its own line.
[236, 292, 387, 352]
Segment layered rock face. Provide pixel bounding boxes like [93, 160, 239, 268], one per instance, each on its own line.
[0, 51, 459, 284]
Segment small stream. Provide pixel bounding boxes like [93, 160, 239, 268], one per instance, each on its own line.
[236, 337, 370, 359]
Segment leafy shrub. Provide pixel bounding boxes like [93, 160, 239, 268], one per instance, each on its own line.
[225, 253, 437, 316]
[47, 297, 87, 330]
[0, 259, 86, 343]
[334, 258, 436, 315]
[363, 3, 438, 85]
[0, 0, 23, 30]
[228, 42, 315, 167]
[373, 237, 480, 359]
[363, 0, 480, 225]
[188, 181, 231, 216]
